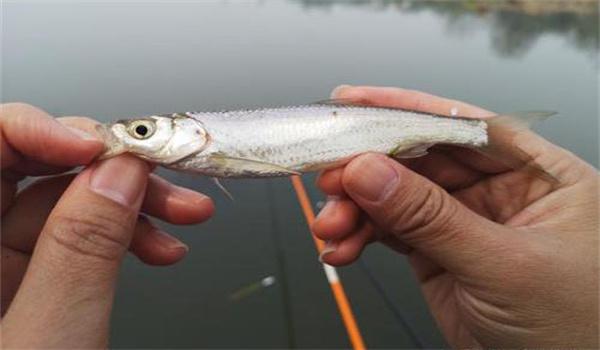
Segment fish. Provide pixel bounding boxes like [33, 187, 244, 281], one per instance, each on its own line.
[97, 100, 554, 179]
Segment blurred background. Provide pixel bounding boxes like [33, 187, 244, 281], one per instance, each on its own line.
[3, 0, 598, 348]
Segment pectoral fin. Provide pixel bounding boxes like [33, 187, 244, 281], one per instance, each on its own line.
[212, 177, 234, 201]
[210, 154, 301, 177]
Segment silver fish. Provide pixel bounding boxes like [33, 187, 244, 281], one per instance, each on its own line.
[97, 101, 549, 178]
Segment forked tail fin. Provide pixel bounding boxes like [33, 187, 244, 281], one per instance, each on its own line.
[486, 111, 556, 129]
[479, 111, 559, 184]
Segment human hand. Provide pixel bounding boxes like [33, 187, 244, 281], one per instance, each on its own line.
[1, 103, 214, 348]
[312, 86, 599, 348]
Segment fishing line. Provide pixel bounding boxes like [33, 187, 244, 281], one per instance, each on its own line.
[266, 180, 296, 348]
[356, 258, 425, 349]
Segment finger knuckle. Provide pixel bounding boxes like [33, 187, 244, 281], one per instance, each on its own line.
[386, 185, 457, 244]
[45, 214, 130, 261]
[57, 115, 99, 127]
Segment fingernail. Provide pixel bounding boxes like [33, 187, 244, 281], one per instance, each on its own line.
[152, 229, 189, 252]
[348, 155, 398, 201]
[331, 84, 352, 98]
[66, 126, 101, 141]
[316, 196, 339, 220]
[89, 156, 148, 207]
[319, 241, 338, 263]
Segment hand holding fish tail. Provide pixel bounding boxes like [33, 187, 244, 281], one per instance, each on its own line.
[313, 86, 599, 348]
[0, 103, 214, 347]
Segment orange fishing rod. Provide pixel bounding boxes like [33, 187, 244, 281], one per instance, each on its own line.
[290, 175, 366, 350]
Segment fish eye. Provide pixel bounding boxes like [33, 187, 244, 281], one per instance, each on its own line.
[128, 120, 155, 139]
[135, 124, 149, 136]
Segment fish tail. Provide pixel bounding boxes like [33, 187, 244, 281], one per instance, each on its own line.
[479, 111, 559, 184]
[487, 111, 556, 129]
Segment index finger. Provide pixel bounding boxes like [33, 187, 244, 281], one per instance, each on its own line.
[0, 103, 104, 171]
[329, 85, 514, 175]
[331, 85, 494, 118]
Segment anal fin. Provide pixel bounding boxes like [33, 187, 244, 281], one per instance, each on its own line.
[390, 143, 433, 159]
[210, 154, 301, 177]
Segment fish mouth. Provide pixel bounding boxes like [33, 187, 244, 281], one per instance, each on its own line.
[95, 123, 127, 160]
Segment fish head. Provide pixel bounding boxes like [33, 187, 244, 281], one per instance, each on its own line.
[97, 114, 208, 164]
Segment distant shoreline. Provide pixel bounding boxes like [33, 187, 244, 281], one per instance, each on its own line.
[458, 0, 598, 15]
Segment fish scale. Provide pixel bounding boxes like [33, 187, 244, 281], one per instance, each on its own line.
[165, 104, 488, 177]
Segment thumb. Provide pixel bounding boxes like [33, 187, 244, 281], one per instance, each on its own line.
[342, 153, 503, 272]
[2, 155, 149, 348]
